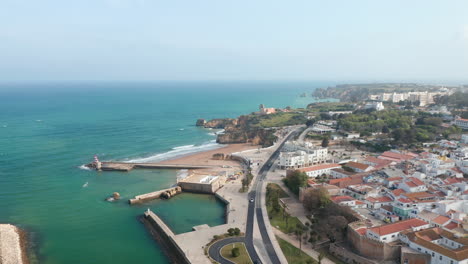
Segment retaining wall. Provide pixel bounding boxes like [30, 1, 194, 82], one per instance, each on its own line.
[347, 226, 401, 261]
[330, 243, 378, 264]
[142, 210, 191, 264]
[214, 192, 230, 224]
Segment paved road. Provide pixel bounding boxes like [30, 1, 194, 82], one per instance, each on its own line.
[208, 237, 245, 264]
[251, 130, 299, 264]
[209, 129, 300, 264]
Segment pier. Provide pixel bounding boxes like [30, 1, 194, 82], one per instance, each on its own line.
[129, 186, 182, 204]
[90, 162, 218, 172]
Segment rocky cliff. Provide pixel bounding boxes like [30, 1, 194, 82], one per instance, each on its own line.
[203, 118, 238, 129]
[197, 116, 277, 147]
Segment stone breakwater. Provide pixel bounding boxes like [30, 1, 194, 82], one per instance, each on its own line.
[0, 224, 26, 264]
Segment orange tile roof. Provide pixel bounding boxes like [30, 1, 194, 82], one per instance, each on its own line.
[379, 151, 414, 161]
[432, 215, 451, 225]
[329, 177, 351, 184]
[443, 221, 459, 230]
[407, 177, 424, 186]
[387, 177, 403, 181]
[406, 227, 468, 261]
[355, 227, 367, 235]
[299, 163, 340, 172]
[369, 218, 428, 236]
[392, 189, 406, 196]
[347, 161, 371, 171]
[331, 195, 355, 203]
[366, 196, 393, 203]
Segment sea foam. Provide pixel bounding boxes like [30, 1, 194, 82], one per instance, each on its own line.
[125, 141, 222, 163]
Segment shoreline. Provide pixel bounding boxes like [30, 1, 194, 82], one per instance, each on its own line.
[0, 224, 29, 264]
[157, 143, 258, 176]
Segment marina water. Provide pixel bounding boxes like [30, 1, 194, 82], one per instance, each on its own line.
[0, 81, 330, 263]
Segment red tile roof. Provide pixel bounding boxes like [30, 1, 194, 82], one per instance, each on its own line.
[444, 177, 462, 184]
[398, 198, 412, 203]
[392, 189, 406, 196]
[369, 218, 428, 236]
[407, 177, 424, 186]
[299, 163, 341, 172]
[432, 215, 451, 225]
[347, 161, 371, 171]
[366, 196, 393, 203]
[355, 227, 367, 235]
[443, 221, 459, 230]
[329, 177, 351, 184]
[331, 195, 355, 203]
[379, 151, 414, 162]
[387, 177, 403, 181]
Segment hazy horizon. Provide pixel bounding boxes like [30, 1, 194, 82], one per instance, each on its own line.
[2, 0, 468, 82]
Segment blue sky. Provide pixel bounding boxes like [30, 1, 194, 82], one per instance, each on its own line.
[1, 0, 468, 82]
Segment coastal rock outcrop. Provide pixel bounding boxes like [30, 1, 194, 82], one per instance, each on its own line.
[198, 115, 277, 147]
[195, 119, 206, 126]
[203, 118, 237, 129]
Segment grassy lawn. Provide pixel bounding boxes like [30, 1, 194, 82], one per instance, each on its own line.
[276, 236, 317, 264]
[317, 248, 345, 264]
[266, 183, 304, 234]
[220, 242, 252, 264]
[270, 209, 304, 234]
[267, 183, 289, 198]
[257, 112, 307, 128]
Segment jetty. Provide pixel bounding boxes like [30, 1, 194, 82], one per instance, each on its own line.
[88, 161, 218, 172]
[129, 186, 182, 204]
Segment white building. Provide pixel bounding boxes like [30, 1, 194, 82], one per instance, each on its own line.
[296, 163, 341, 178]
[278, 144, 328, 169]
[401, 227, 468, 264]
[366, 218, 430, 243]
[455, 118, 468, 130]
[364, 101, 385, 111]
[399, 177, 428, 193]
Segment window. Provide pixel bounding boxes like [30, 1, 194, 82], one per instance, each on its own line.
[439, 256, 442, 260]
[432, 252, 434, 257]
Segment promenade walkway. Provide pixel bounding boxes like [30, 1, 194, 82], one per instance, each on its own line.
[273, 228, 335, 264]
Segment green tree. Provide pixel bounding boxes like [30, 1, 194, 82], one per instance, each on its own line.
[303, 187, 330, 211]
[270, 190, 281, 214]
[321, 137, 329, 148]
[231, 247, 240, 257]
[318, 252, 325, 264]
[295, 223, 305, 250]
[381, 125, 389, 133]
[306, 119, 316, 127]
[283, 170, 308, 195]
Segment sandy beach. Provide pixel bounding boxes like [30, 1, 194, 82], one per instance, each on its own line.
[159, 143, 258, 175]
[0, 224, 26, 264]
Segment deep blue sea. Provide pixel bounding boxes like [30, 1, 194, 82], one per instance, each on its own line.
[0, 81, 331, 263]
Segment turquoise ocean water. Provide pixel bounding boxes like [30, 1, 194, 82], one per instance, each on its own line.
[0, 81, 330, 263]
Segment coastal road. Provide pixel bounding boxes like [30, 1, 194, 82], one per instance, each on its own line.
[208, 237, 245, 264]
[209, 128, 300, 264]
[248, 129, 300, 264]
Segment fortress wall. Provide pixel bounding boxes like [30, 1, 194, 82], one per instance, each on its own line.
[347, 226, 401, 261]
[142, 210, 191, 264]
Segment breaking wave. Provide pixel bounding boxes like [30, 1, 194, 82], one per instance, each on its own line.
[79, 165, 92, 171]
[125, 141, 223, 163]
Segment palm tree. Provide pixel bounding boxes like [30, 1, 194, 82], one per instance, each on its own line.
[318, 252, 325, 264]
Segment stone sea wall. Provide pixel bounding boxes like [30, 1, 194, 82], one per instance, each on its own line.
[0, 224, 27, 264]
